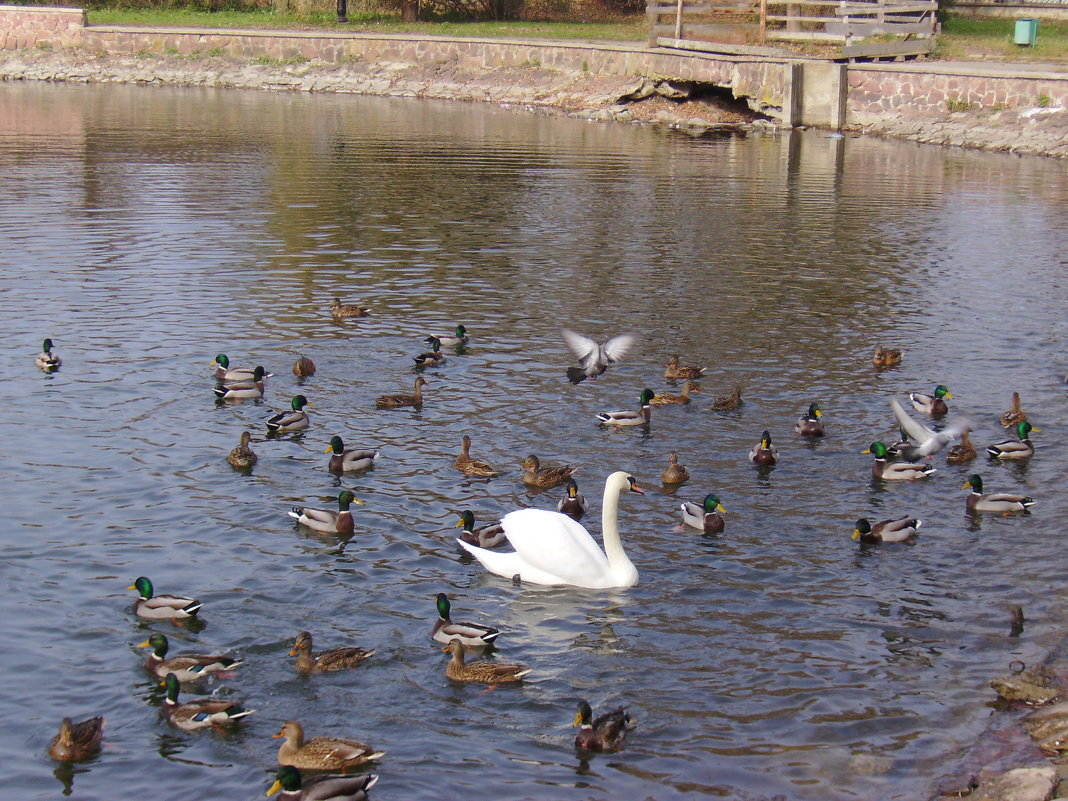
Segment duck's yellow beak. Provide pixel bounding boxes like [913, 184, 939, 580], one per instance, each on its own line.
[716, 503, 727, 514]
[287, 646, 300, 656]
[572, 710, 583, 726]
[860, 448, 871, 454]
[127, 584, 137, 590]
[944, 391, 954, 398]
[135, 639, 151, 649]
[455, 518, 464, 529]
[1030, 426, 1041, 433]
[851, 530, 861, 540]
[324, 445, 334, 453]
[961, 480, 972, 490]
[266, 779, 282, 796]
[815, 409, 822, 418]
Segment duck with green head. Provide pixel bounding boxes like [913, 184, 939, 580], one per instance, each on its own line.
[852, 516, 921, 544]
[795, 403, 824, 436]
[557, 478, 588, 520]
[266, 765, 378, 801]
[160, 672, 254, 731]
[212, 354, 272, 382]
[326, 436, 379, 473]
[137, 632, 242, 681]
[862, 442, 936, 480]
[596, 389, 655, 427]
[431, 593, 501, 648]
[749, 431, 779, 465]
[680, 493, 727, 533]
[129, 576, 202, 620]
[35, 338, 61, 371]
[266, 395, 311, 434]
[288, 491, 364, 535]
[456, 510, 506, 549]
[986, 420, 1039, 460]
[435, 324, 469, 348]
[573, 699, 634, 752]
[213, 366, 266, 400]
[963, 474, 1036, 513]
[909, 384, 953, 416]
[413, 336, 446, 367]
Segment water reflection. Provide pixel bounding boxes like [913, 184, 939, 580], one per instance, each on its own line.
[3, 80, 1068, 801]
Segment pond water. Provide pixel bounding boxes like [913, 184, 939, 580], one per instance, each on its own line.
[3, 80, 1068, 801]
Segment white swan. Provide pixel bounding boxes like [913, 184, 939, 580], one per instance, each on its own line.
[456, 471, 643, 589]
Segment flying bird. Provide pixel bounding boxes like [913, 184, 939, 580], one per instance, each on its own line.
[890, 398, 969, 458]
[562, 329, 635, 384]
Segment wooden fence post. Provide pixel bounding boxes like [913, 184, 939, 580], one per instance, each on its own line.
[674, 0, 684, 40]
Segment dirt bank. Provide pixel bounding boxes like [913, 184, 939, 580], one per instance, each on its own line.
[2, 45, 1065, 157]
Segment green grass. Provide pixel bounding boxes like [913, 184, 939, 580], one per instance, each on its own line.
[936, 13, 1068, 61]
[87, 7, 646, 41]
[81, 7, 1068, 61]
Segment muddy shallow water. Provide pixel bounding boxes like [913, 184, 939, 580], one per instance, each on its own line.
[3, 80, 1068, 801]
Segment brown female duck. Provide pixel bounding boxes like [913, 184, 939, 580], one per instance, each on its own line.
[289, 630, 374, 674]
[275, 720, 384, 769]
[375, 376, 427, 409]
[443, 638, 530, 684]
[521, 454, 576, 488]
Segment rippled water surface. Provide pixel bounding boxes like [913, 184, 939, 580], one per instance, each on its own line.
[3, 81, 1068, 801]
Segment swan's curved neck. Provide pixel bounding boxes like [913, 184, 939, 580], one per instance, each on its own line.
[601, 477, 635, 577]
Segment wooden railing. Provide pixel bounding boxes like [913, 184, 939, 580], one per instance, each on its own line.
[648, 0, 937, 46]
[760, 0, 937, 42]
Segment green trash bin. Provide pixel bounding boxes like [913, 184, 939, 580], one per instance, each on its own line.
[1015, 18, 1039, 46]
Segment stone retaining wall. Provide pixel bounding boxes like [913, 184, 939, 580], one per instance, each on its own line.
[0, 4, 84, 50]
[849, 63, 1068, 123]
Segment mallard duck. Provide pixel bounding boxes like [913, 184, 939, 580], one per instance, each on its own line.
[213, 366, 266, 400]
[266, 766, 378, 801]
[267, 395, 311, 434]
[35, 338, 61, 371]
[650, 381, 698, 406]
[48, 716, 104, 761]
[596, 388, 654, 427]
[663, 354, 705, 381]
[431, 593, 501, 647]
[457, 472, 643, 589]
[557, 478, 588, 521]
[887, 427, 923, 461]
[749, 430, 779, 465]
[987, 420, 1039, 460]
[852, 516, 921, 544]
[890, 399, 969, 457]
[963, 474, 1036, 513]
[275, 720, 384, 770]
[872, 346, 902, 368]
[326, 436, 379, 473]
[413, 336, 446, 367]
[435, 324, 469, 348]
[443, 638, 530, 684]
[862, 442, 936, 480]
[227, 431, 257, 469]
[946, 429, 978, 464]
[292, 355, 316, 378]
[375, 376, 427, 409]
[710, 386, 742, 411]
[1000, 392, 1027, 429]
[562, 329, 635, 384]
[454, 435, 498, 477]
[660, 452, 689, 485]
[137, 632, 241, 681]
[289, 491, 364, 535]
[289, 630, 375, 674]
[456, 510, 506, 549]
[330, 297, 370, 319]
[573, 700, 634, 752]
[212, 354, 272, 382]
[160, 673, 253, 731]
[680, 493, 726, 533]
[129, 577, 202, 620]
[910, 384, 953, 416]
[521, 455, 576, 489]
[795, 403, 824, 436]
